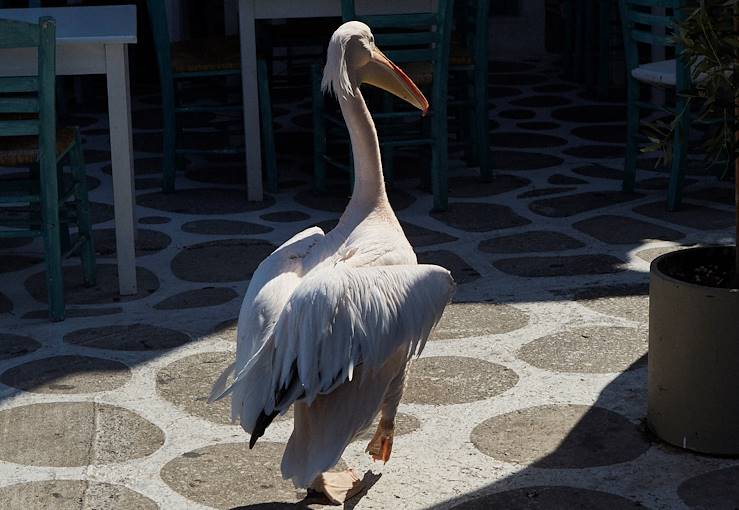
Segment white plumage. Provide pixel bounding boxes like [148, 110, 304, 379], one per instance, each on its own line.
[211, 21, 454, 502]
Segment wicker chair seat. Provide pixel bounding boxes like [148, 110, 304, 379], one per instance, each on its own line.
[171, 36, 241, 73]
[0, 127, 76, 166]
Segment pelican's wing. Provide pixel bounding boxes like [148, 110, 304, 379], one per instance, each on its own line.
[271, 263, 455, 407]
[209, 226, 325, 403]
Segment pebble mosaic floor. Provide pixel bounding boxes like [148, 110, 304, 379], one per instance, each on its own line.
[0, 58, 737, 509]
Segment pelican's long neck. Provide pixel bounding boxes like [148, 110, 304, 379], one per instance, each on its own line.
[339, 85, 388, 210]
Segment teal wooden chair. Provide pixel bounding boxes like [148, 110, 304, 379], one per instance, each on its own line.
[146, 0, 278, 193]
[620, 0, 689, 210]
[312, 0, 455, 211]
[0, 16, 96, 321]
[449, 0, 492, 179]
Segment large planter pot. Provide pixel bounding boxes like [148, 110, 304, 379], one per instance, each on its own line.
[648, 246, 739, 455]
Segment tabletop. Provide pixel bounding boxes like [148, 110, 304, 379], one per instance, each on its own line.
[0, 5, 137, 45]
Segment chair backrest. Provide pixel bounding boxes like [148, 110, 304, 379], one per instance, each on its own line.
[620, 0, 688, 77]
[341, 0, 455, 100]
[0, 16, 56, 164]
[454, 0, 490, 65]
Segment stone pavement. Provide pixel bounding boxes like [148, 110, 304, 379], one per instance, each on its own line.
[0, 58, 737, 509]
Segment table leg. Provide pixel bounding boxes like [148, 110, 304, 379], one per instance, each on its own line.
[238, 0, 264, 202]
[104, 43, 137, 296]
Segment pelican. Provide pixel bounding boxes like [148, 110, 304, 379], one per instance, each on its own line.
[210, 21, 455, 504]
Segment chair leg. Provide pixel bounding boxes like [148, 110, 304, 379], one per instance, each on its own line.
[623, 77, 640, 192]
[475, 65, 491, 181]
[667, 98, 689, 211]
[161, 77, 178, 193]
[40, 155, 64, 321]
[311, 64, 327, 193]
[71, 130, 96, 286]
[431, 106, 449, 212]
[258, 60, 278, 194]
[597, 0, 611, 100]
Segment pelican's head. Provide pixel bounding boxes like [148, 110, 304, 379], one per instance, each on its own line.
[322, 21, 429, 114]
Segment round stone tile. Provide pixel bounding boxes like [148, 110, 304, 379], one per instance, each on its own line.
[572, 164, 623, 180]
[83, 228, 171, 257]
[529, 191, 643, 218]
[450, 486, 645, 509]
[492, 150, 564, 171]
[511, 95, 571, 108]
[499, 109, 535, 120]
[573, 284, 649, 323]
[548, 174, 587, 186]
[0, 402, 164, 466]
[637, 176, 696, 190]
[0, 480, 158, 510]
[534, 82, 579, 93]
[25, 264, 159, 304]
[182, 219, 273, 235]
[0, 334, 41, 361]
[518, 327, 647, 373]
[416, 250, 480, 284]
[138, 188, 275, 214]
[494, 254, 625, 277]
[633, 201, 735, 230]
[479, 231, 585, 253]
[471, 405, 649, 467]
[573, 215, 685, 244]
[492, 132, 568, 149]
[552, 105, 626, 123]
[562, 145, 626, 159]
[64, 324, 191, 351]
[678, 466, 739, 510]
[153, 287, 238, 310]
[685, 186, 735, 206]
[517, 187, 577, 198]
[102, 157, 164, 176]
[0, 254, 42, 274]
[135, 177, 162, 190]
[489, 86, 523, 98]
[490, 60, 536, 73]
[0, 355, 131, 393]
[209, 317, 238, 341]
[403, 356, 518, 405]
[431, 202, 531, 232]
[431, 302, 528, 340]
[139, 215, 170, 225]
[401, 222, 457, 247]
[0, 291, 11, 314]
[260, 210, 311, 223]
[171, 239, 276, 283]
[22, 307, 122, 320]
[572, 125, 627, 144]
[90, 202, 114, 225]
[155, 351, 292, 425]
[294, 187, 414, 212]
[492, 74, 548, 86]
[448, 174, 530, 198]
[517, 121, 561, 131]
[160, 442, 312, 508]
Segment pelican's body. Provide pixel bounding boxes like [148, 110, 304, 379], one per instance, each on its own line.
[211, 21, 455, 503]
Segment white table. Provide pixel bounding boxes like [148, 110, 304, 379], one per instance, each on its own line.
[0, 5, 138, 295]
[237, 0, 434, 201]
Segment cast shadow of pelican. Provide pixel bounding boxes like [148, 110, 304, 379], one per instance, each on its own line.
[228, 471, 382, 510]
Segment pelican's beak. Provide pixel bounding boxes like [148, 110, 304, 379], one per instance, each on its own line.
[362, 48, 430, 115]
